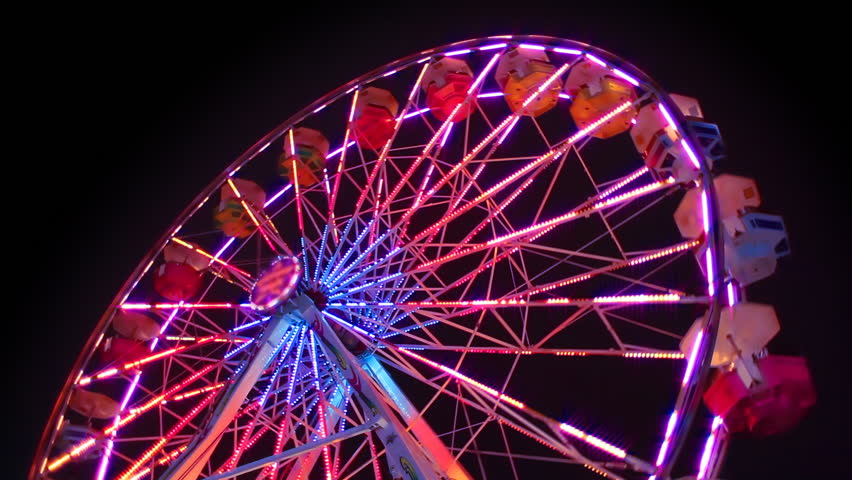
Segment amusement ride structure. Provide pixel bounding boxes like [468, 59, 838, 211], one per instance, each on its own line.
[32, 35, 815, 480]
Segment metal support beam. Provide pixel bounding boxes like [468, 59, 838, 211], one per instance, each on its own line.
[298, 295, 444, 480]
[200, 418, 379, 480]
[362, 355, 473, 480]
[160, 311, 294, 480]
[284, 384, 347, 480]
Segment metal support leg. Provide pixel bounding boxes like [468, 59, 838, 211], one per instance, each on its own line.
[298, 295, 444, 480]
[161, 311, 294, 480]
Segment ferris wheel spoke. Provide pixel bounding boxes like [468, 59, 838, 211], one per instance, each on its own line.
[76, 333, 239, 387]
[225, 178, 293, 256]
[574, 144, 630, 259]
[333, 65, 431, 256]
[39, 37, 777, 480]
[402, 58, 572, 225]
[170, 238, 254, 287]
[409, 96, 644, 247]
[379, 53, 501, 220]
[115, 388, 220, 480]
[375, 343, 650, 475]
[391, 345, 684, 359]
[411, 177, 676, 277]
[215, 327, 300, 472]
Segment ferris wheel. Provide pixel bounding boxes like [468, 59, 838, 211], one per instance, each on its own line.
[32, 35, 815, 480]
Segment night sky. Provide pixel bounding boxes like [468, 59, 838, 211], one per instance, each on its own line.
[16, 7, 846, 479]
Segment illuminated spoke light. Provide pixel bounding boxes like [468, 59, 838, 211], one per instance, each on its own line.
[558, 423, 627, 459]
[415, 177, 674, 272]
[413, 100, 635, 244]
[116, 390, 219, 480]
[397, 348, 526, 409]
[120, 302, 238, 310]
[598, 166, 649, 199]
[226, 178, 280, 253]
[680, 139, 702, 170]
[78, 335, 220, 385]
[654, 410, 680, 467]
[697, 416, 725, 479]
[171, 238, 253, 278]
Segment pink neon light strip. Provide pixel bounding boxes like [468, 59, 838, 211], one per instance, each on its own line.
[125, 445, 188, 480]
[680, 139, 702, 169]
[612, 68, 640, 86]
[78, 335, 220, 385]
[553, 47, 582, 55]
[497, 116, 520, 144]
[338, 294, 684, 310]
[658, 103, 677, 132]
[655, 410, 679, 466]
[117, 390, 219, 480]
[293, 159, 306, 233]
[402, 107, 431, 119]
[598, 166, 649, 199]
[682, 330, 704, 387]
[398, 348, 526, 409]
[327, 140, 356, 160]
[478, 43, 507, 51]
[48, 360, 226, 472]
[409, 347, 683, 359]
[171, 238, 253, 277]
[414, 100, 635, 244]
[585, 53, 607, 67]
[440, 121, 454, 147]
[381, 54, 500, 213]
[697, 416, 724, 479]
[558, 423, 627, 458]
[416, 177, 672, 271]
[309, 332, 333, 480]
[514, 240, 699, 298]
[227, 179, 279, 253]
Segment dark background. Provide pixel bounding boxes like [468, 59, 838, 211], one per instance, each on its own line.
[14, 6, 847, 479]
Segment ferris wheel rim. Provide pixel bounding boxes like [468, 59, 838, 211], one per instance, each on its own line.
[32, 34, 727, 480]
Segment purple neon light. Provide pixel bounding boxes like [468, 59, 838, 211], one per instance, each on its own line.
[654, 410, 679, 467]
[497, 116, 520, 144]
[402, 107, 431, 119]
[445, 49, 472, 56]
[700, 190, 710, 233]
[478, 43, 507, 51]
[612, 68, 640, 87]
[585, 53, 607, 67]
[697, 416, 724, 479]
[680, 139, 702, 169]
[558, 92, 571, 99]
[440, 122, 454, 147]
[519, 43, 546, 50]
[682, 329, 704, 387]
[323, 311, 374, 338]
[705, 250, 716, 296]
[658, 103, 677, 132]
[477, 92, 504, 98]
[552, 47, 582, 55]
[213, 237, 236, 261]
[327, 141, 357, 160]
[95, 307, 179, 480]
